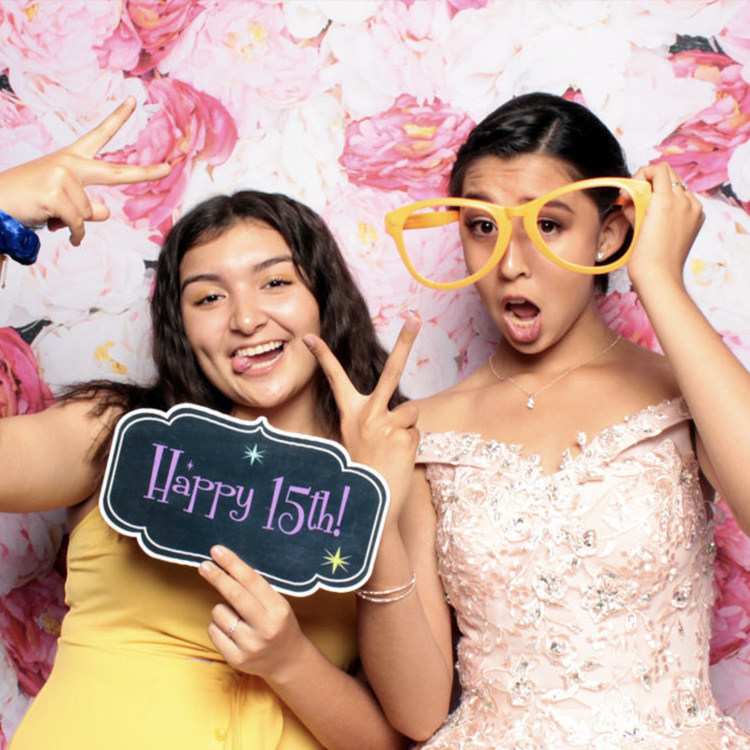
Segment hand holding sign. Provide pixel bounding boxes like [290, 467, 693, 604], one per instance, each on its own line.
[304, 315, 421, 526]
[0, 97, 171, 246]
[200, 545, 307, 684]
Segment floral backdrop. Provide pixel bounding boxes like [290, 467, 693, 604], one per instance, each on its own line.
[0, 0, 749, 744]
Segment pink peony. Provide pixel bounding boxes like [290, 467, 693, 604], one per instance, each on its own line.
[103, 77, 238, 242]
[0, 328, 53, 418]
[711, 551, 750, 662]
[97, 0, 205, 75]
[711, 647, 750, 731]
[711, 498, 750, 664]
[340, 94, 474, 200]
[714, 497, 750, 570]
[0, 568, 66, 696]
[596, 290, 662, 353]
[654, 50, 750, 192]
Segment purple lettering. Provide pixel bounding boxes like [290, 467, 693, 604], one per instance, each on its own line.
[263, 477, 286, 530]
[230, 488, 254, 522]
[184, 476, 216, 515]
[277, 485, 311, 535]
[143, 444, 183, 503]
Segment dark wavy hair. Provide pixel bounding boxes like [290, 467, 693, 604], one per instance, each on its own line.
[449, 92, 632, 292]
[63, 190, 402, 469]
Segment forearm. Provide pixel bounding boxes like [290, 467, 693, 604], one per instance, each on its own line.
[264, 636, 406, 750]
[357, 524, 453, 740]
[635, 271, 750, 530]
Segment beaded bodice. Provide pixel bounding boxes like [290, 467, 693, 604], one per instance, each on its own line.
[417, 399, 748, 749]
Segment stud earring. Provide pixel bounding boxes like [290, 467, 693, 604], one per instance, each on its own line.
[596, 252, 605, 261]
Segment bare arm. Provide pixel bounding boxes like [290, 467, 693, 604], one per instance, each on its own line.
[199, 547, 407, 750]
[305, 320, 454, 740]
[0, 398, 115, 512]
[356, 467, 453, 740]
[0, 100, 171, 511]
[627, 163, 750, 532]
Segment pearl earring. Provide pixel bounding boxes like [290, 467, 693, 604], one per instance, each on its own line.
[596, 252, 605, 261]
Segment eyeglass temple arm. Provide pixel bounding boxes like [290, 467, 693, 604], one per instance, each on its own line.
[402, 209, 459, 230]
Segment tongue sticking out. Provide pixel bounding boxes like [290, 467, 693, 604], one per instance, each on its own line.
[232, 344, 284, 374]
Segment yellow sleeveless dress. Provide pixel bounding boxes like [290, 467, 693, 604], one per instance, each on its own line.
[9, 507, 358, 749]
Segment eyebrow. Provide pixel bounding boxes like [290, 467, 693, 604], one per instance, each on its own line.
[462, 191, 575, 213]
[180, 255, 295, 293]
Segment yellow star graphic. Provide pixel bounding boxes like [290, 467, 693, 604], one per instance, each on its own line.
[323, 547, 350, 574]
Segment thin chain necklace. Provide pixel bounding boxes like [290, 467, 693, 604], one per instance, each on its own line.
[488, 335, 621, 410]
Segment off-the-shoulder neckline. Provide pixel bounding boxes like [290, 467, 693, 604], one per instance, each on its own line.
[419, 396, 689, 478]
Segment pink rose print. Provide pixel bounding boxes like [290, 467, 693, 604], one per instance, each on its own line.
[596, 291, 662, 353]
[0, 328, 53, 418]
[0, 568, 66, 696]
[654, 50, 750, 192]
[104, 77, 238, 242]
[340, 94, 475, 200]
[712, 498, 750, 663]
[97, 0, 204, 75]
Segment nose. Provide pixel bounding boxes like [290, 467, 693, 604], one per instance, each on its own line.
[230, 294, 267, 334]
[497, 221, 532, 280]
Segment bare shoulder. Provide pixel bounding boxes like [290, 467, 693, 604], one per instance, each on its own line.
[611, 337, 681, 402]
[412, 367, 491, 433]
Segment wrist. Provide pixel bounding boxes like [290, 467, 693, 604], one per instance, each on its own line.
[263, 633, 316, 692]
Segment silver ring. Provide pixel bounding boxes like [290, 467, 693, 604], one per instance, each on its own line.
[671, 180, 688, 190]
[227, 617, 241, 636]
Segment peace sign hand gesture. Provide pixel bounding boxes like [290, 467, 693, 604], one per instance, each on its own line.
[0, 97, 171, 246]
[304, 316, 421, 525]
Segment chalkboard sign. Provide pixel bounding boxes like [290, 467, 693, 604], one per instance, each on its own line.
[99, 405, 390, 596]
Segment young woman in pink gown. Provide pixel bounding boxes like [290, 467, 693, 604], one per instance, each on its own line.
[310, 92, 750, 749]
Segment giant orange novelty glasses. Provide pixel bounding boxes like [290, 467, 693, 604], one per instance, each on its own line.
[384, 178, 652, 290]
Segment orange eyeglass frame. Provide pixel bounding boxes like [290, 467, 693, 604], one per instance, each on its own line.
[384, 177, 653, 290]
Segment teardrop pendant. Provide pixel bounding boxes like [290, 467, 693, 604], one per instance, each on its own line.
[526, 397, 535, 409]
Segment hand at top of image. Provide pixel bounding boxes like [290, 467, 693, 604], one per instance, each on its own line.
[0, 97, 171, 247]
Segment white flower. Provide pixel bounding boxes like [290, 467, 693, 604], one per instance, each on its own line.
[159, 2, 325, 133]
[610, 0, 738, 44]
[33, 297, 156, 394]
[10, 221, 154, 326]
[182, 93, 347, 215]
[281, 0, 378, 40]
[683, 194, 750, 368]
[376, 312, 461, 400]
[321, 1, 453, 119]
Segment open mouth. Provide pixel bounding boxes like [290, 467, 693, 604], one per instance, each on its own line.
[505, 299, 540, 321]
[231, 341, 286, 373]
[503, 298, 542, 343]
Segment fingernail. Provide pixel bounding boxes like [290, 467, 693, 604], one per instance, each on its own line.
[211, 545, 226, 558]
[405, 314, 420, 331]
[199, 561, 213, 574]
[303, 334, 316, 350]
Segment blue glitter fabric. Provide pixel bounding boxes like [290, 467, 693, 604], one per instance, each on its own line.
[0, 209, 39, 265]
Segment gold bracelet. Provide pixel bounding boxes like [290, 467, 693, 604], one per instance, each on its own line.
[356, 572, 416, 603]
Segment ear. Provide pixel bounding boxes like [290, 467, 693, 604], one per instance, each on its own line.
[596, 210, 631, 262]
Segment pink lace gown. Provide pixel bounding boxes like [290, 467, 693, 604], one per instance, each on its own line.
[416, 398, 750, 749]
